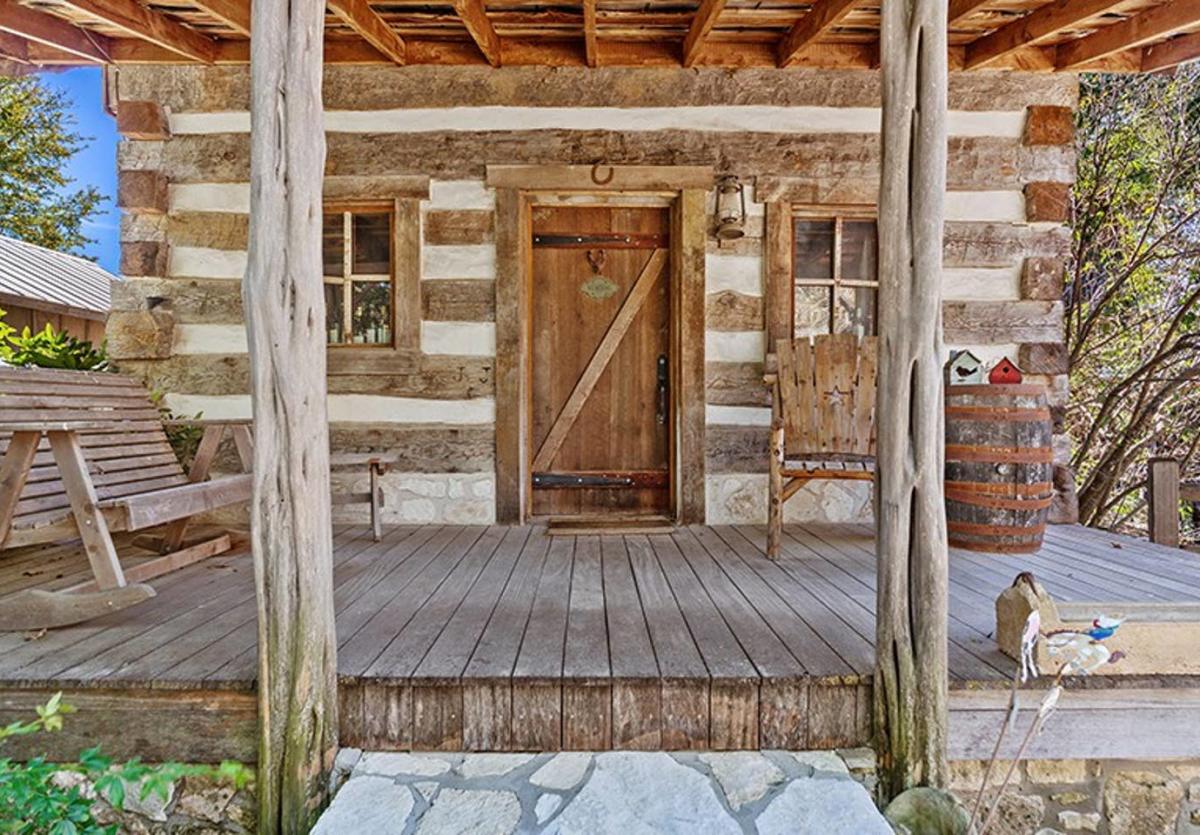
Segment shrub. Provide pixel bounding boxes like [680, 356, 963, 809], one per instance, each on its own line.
[0, 693, 252, 834]
[0, 308, 107, 371]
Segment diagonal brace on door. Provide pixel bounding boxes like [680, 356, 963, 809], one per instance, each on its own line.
[531, 248, 669, 473]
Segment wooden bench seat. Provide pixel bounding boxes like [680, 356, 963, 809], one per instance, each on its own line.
[0, 366, 253, 629]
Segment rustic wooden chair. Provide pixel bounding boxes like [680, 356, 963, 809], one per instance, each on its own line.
[0, 366, 253, 630]
[763, 333, 878, 559]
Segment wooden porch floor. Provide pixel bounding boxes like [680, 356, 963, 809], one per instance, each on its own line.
[2, 523, 1199, 762]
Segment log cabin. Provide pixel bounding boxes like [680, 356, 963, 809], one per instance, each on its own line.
[2, 0, 1199, 825]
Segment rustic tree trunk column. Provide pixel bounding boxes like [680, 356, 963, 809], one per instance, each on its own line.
[874, 0, 951, 799]
[245, 0, 338, 831]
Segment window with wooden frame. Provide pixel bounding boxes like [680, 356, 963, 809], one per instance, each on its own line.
[791, 210, 879, 338]
[322, 204, 397, 347]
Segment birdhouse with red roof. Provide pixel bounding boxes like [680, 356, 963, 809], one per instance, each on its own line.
[989, 356, 1023, 384]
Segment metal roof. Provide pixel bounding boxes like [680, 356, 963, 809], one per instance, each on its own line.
[0, 235, 114, 322]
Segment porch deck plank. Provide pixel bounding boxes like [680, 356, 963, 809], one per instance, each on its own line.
[414, 525, 531, 680]
[364, 526, 507, 680]
[704, 524, 873, 677]
[510, 535, 573, 679]
[204, 526, 442, 684]
[600, 535, 659, 679]
[338, 526, 480, 676]
[787, 524, 1011, 681]
[672, 527, 805, 679]
[646, 533, 757, 679]
[3, 521, 1199, 759]
[464, 528, 551, 679]
[623, 534, 707, 679]
[686, 525, 851, 678]
[119, 528, 375, 684]
[1049, 523, 1200, 580]
[562, 536, 610, 680]
[166, 527, 420, 683]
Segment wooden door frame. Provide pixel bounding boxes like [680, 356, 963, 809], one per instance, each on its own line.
[488, 165, 711, 524]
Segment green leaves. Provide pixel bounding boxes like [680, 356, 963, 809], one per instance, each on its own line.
[0, 694, 251, 834]
[0, 320, 108, 371]
[0, 76, 103, 254]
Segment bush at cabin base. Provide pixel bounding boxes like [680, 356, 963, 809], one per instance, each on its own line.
[0, 308, 107, 371]
[0, 693, 252, 835]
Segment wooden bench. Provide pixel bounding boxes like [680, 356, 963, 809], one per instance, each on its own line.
[329, 453, 390, 542]
[0, 366, 253, 629]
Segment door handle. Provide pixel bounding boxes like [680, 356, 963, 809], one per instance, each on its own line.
[656, 354, 668, 426]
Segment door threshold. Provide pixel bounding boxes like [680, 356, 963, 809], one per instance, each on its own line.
[544, 515, 676, 536]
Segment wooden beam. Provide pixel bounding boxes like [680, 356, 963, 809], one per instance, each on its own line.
[1142, 28, 1200, 71]
[56, 0, 216, 62]
[875, 0, 950, 799]
[777, 0, 859, 67]
[190, 0, 251, 37]
[1148, 457, 1182, 548]
[948, 0, 992, 26]
[0, 31, 30, 63]
[1057, 0, 1200, 69]
[582, 0, 598, 67]
[682, 0, 728, 67]
[248, 0, 338, 829]
[965, 0, 1126, 69]
[326, 0, 407, 65]
[0, 0, 111, 62]
[452, 0, 501, 67]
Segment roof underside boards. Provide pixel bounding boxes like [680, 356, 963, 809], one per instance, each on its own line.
[0, 235, 114, 322]
[0, 0, 1198, 72]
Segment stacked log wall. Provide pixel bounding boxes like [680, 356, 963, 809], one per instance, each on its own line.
[109, 65, 1077, 525]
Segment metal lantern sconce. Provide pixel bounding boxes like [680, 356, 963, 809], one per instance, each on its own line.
[714, 175, 746, 243]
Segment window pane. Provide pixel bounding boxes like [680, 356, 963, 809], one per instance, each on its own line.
[325, 283, 345, 343]
[323, 214, 344, 277]
[353, 213, 391, 274]
[841, 220, 878, 283]
[794, 285, 831, 338]
[352, 281, 392, 344]
[793, 219, 835, 280]
[834, 286, 877, 336]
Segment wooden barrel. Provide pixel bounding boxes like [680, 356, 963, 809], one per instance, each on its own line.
[944, 384, 1054, 553]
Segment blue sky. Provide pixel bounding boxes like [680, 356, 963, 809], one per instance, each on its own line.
[38, 67, 120, 273]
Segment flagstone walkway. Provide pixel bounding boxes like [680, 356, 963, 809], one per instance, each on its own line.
[314, 748, 892, 834]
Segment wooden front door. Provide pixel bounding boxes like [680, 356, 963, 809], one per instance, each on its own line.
[530, 206, 672, 518]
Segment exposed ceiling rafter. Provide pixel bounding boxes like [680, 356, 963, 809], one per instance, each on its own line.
[453, 0, 501, 67]
[56, 0, 217, 63]
[1141, 27, 1200, 70]
[0, 31, 30, 63]
[682, 0, 728, 67]
[965, 0, 1127, 69]
[326, 0, 407, 65]
[582, 0, 598, 67]
[777, 0, 858, 67]
[948, 0, 994, 27]
[189, 0, 250, 37]
[1057, 0, 1200, 69]
[0, 0, 111, 62]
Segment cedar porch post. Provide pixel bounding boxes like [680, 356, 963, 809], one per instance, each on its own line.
[245, 0, 338, 830]
[874, 0, 951, 799]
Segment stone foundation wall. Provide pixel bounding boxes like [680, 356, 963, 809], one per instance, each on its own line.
[949, 758, 1200, 835]
[53, 770, 255, 833]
